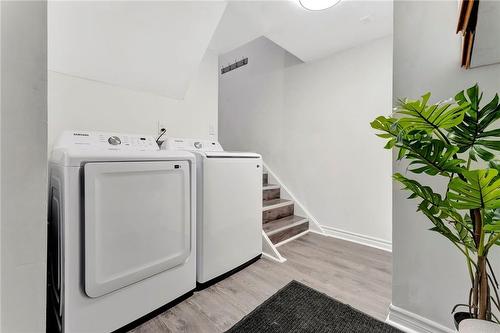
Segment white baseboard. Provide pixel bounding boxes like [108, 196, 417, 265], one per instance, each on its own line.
[319, 225, 392, 252]
[386, 304, 455, 333]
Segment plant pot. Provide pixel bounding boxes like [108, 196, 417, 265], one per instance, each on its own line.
[458, 319, 500, 332]
[454, 312, 472, 330]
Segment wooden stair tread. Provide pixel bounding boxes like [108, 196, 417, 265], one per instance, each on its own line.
[262, 199, 293, 211]
[260, 169, 309, 246]
[269, 221, 309, 245]
[263, 215, 308, 235]
[263, 184, 280, 201]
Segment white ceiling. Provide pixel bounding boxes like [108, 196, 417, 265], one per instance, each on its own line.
[48, 1, 392, 99]
[210, 0, 393, 62]
[49, 1, 226, 99]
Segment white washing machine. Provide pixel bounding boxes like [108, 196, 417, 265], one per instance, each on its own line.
[47, 131, 196, 333]
[162, 138, 262, 287]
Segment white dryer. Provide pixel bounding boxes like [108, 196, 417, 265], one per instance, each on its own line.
[162, 138, 262, 287]
[47, 131, 196, 333]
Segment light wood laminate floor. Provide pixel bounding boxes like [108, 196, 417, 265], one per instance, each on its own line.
[130, 233, 392, 333]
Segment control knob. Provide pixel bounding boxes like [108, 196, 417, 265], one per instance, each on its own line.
[108, 136, 121, 145]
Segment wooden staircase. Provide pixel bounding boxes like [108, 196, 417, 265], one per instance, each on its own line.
[262, 172, 309, 245]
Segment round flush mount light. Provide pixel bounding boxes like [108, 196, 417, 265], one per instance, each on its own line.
[299, 0, 341, 11]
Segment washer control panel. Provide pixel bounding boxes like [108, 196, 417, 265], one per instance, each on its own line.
[96, 133, 156, 149]
[162, 137, 223, 152]
[56, 131, 159, 151]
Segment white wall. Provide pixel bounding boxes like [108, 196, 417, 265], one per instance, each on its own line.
[48, 50, 219, 150]
[392, 1, 500, 330]
[219, 36, 393, 249]
[1, 1, 48, 331]
[48, 1, 226, 100]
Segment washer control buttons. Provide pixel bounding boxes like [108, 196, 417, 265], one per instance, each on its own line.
[108, 136, 122, 145]
[194, 142, 202, 149]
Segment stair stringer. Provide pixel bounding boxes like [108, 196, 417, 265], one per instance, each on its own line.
[263, 163, 325, 234]
[260, 163, 326, 262]
[262, 231, 286, 263]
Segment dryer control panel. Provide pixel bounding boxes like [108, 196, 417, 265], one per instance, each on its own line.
[54, 131, 159, 151]
[162, 138, 223, 152]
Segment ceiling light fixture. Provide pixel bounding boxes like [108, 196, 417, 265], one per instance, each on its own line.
[299, 0, 341, 11]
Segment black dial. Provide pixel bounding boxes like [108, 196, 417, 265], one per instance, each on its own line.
[108, 136, 121, 145]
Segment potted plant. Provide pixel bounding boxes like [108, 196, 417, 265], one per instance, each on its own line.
[371, 84, 500, 328]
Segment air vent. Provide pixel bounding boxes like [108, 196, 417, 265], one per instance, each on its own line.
[221, 58, 248, 75]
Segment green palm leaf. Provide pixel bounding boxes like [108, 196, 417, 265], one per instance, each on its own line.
[452, 220, 475, 250]
[405, 139, 465, 176]
[371, 116, 464, 176]
[370, 116, 402, 149]
[393, 173, 467, 244]
[393, 173, 442, 204]
[419, 202, 472, 247]
[449, 84, 500, 161]
[370, 116, 432, 158]
[448, 169, 500, 210]
[395, 92, 467, 133]
[483, 209, 500, 232]
[394, 173, 464, 222]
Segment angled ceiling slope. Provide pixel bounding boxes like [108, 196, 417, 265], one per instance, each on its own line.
[210, 0, 393, 62]
[49, 1, 226, 99]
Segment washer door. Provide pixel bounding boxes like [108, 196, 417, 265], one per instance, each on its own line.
[84, 161, 190, 298]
